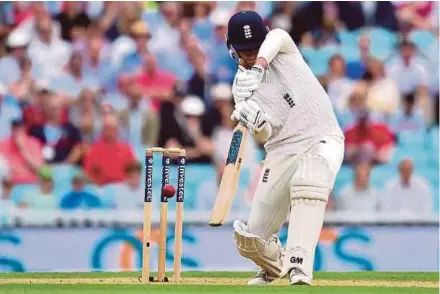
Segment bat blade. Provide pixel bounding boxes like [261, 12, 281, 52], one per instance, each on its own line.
[209, 124, 248, 227]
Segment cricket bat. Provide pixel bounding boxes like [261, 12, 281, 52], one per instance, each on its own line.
[209, 123, 248, 227]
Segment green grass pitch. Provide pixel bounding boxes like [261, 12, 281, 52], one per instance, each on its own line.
[0, 271, 438, 294]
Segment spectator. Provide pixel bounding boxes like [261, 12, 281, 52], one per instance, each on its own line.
[386, 40, 429, 96]
[50, 49, 100, 102]
[364, 58, 401, 115]
[334, 161, 380, 212]
[0, 83, 22, 140]
[190, 3, 216, 41]
[99, 2, 142, 42]
[103, 73, 131, 111]
[135, 53, 176, 102]
[270, 2, 299, 32]
[381, 158, 433, 214]
[69, 88, 102, 145]
[0, 29, 32, 87]
[118, 21, 151, 74]
[346, 34, 371, 80]
[146, 2, 195, 81]
[395, 2, 438, 31]
[12, 2, 62, 41]
[97, 2, 119, 42]
[111, 161, 143, 210]
[81, 23, 114, 91]
[19, 166, 57, 210]
[146, 2, 182, 53]
[390, 93, 426, 134]
[202, 9, 236, 84]
[203, 84, 233, 138]
[184, 25, 207, 99]
[311, 13, 340, 48]
[388, 39, 434, 124]
[83, 115, 136, 186]
[287, 2, 327, 44]
[336, 82, 384, 130]
[158, 82, 184, 144]
[29, 96, 82, 165]
[22, 80, 68, 130]
[326, 54, 355, 112]
[55, 2, 90, 42]
[27, 15, 71, 79]
[159, 94, 212, 163]
[336, 2, 398, 32]
[0, 119, 43, 184]
[118, 78, 159, 147]
[60, 171, 101, 210]
[344, 109, 395, 165]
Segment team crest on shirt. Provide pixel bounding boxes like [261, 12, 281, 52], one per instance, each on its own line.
[243, 25, 252, 39]
[283, 93, 295, 108]
[262, 168, 270, 183]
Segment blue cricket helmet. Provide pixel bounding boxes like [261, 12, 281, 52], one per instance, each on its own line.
[226, 11, 269, 62]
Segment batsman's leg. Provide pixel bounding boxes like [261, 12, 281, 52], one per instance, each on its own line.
[283, 136, 344, 285]
[233, 154, 296, 285]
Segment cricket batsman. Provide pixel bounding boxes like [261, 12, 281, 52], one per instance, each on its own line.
[227, 11, 345, 285]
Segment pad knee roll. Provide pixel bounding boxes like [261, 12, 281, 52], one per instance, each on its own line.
[290, 154, 335, 201]
[233, 220, 283, 278]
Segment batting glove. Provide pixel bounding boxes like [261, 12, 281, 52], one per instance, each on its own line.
[236, 65, 265, 91]
[232, 65, 265, 102]
[232, 71, 253, 103]
[231, 100, 271, 134]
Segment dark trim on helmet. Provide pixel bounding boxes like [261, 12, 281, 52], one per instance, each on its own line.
[232, 41, 263, 51]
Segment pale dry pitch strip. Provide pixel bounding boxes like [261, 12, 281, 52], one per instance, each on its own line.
[0, 277, 438, 288]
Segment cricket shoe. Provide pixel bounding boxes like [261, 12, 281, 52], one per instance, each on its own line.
[247, 270, 276, 285]
[289, 268, 312, 286]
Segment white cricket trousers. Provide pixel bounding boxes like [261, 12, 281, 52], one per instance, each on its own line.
[246, 135, 344, 239]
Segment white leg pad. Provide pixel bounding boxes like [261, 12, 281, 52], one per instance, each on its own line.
[281, 198, 326, 281]
[290, 154, 334, 201]
[233, 220, 283, 279]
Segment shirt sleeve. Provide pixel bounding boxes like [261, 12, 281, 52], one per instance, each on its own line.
[416, 178, 433, 213]
[257, 29, 297, 64]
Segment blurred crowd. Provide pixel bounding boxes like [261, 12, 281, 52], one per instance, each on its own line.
[0, 1, 438, 216]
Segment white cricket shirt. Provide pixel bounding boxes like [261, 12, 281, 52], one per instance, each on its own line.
[246, 29, 344, 155]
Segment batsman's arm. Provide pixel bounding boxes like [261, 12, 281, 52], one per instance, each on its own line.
[256, 28, 296, 64]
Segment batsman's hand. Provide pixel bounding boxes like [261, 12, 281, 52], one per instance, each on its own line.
[232, 65, 265, 102]
[231, 100, 270, 134]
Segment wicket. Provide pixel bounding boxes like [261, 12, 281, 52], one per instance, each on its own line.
[142, 147, 186, 284]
